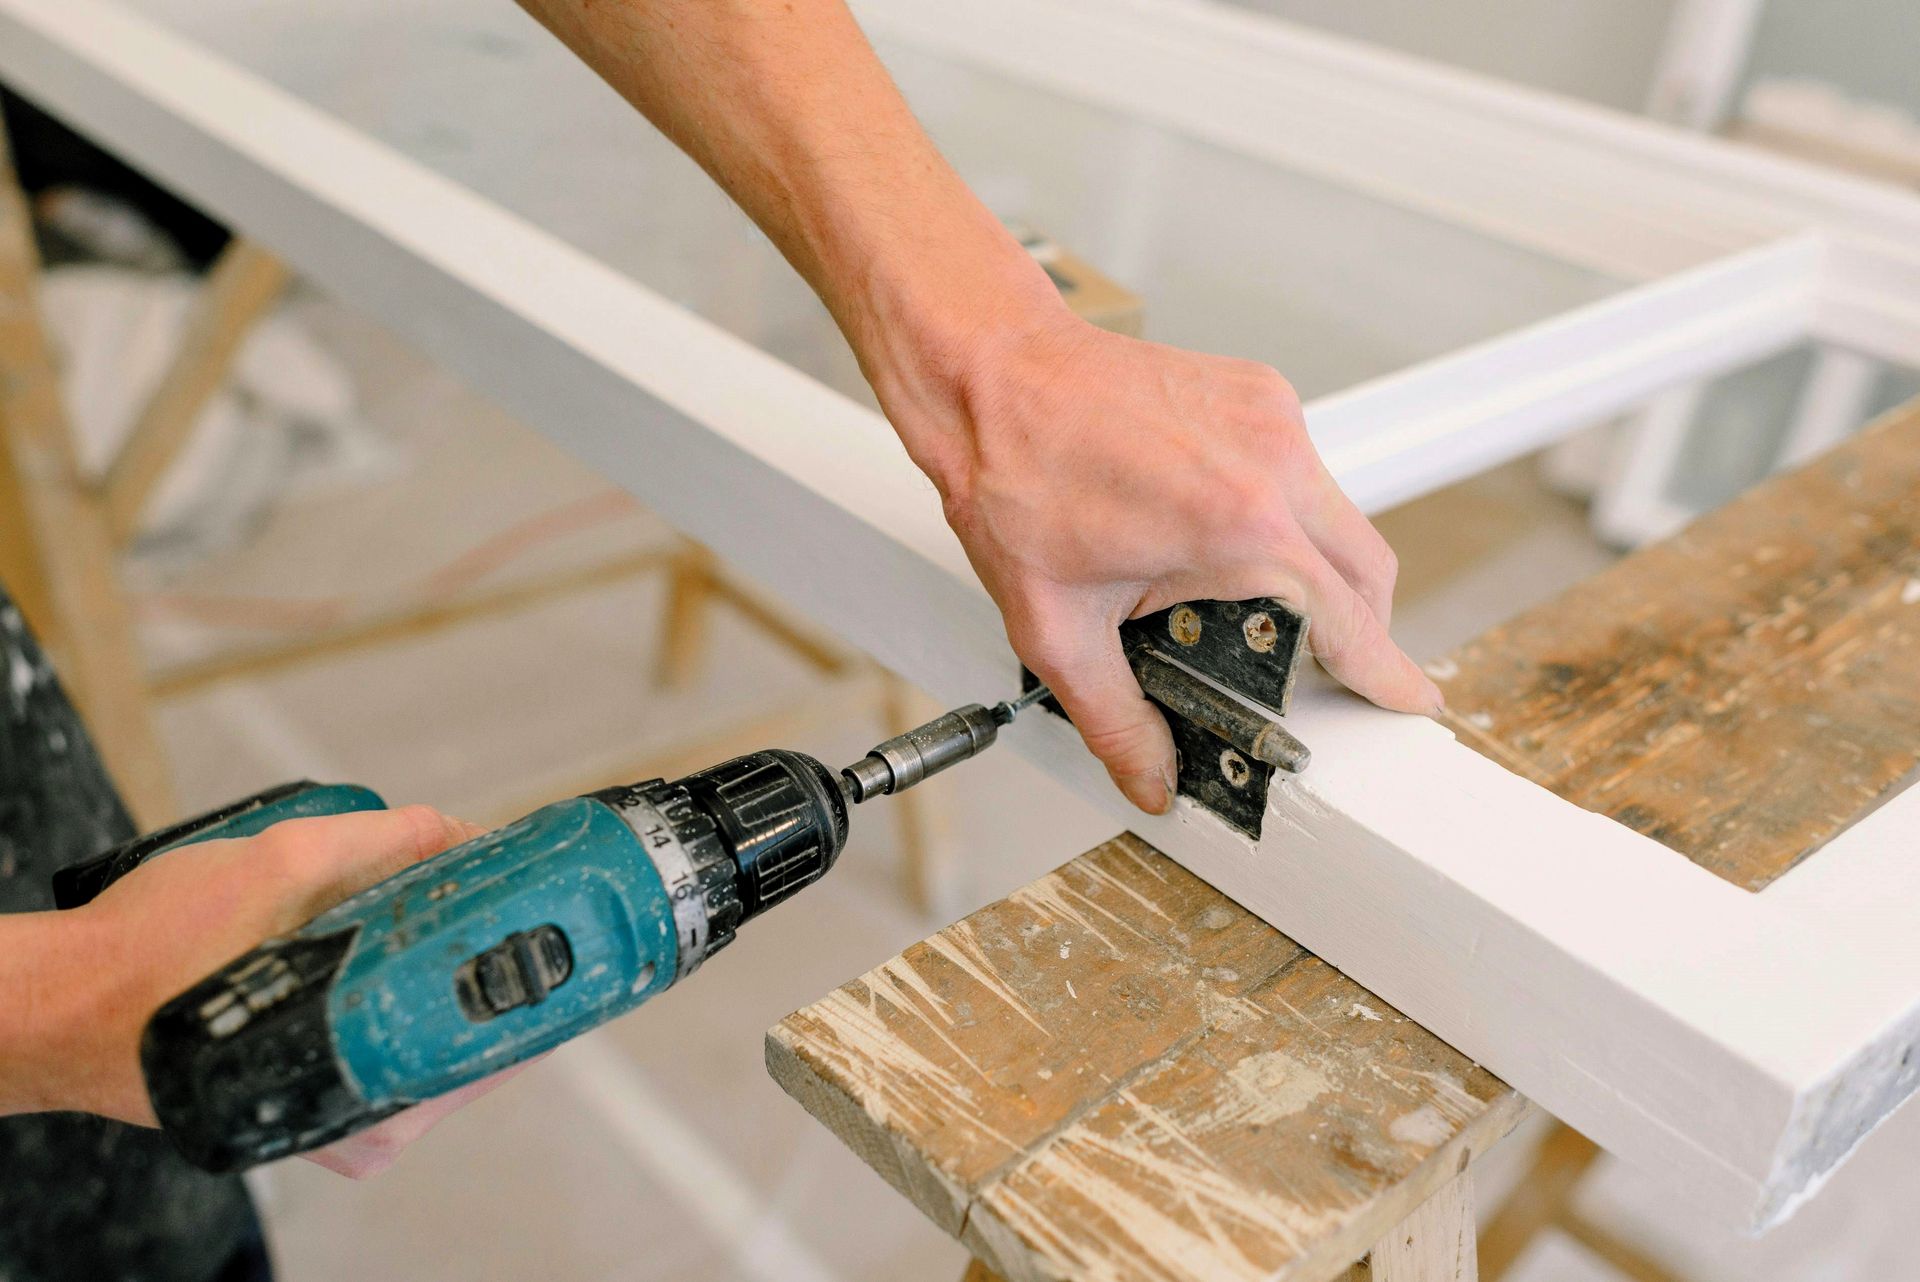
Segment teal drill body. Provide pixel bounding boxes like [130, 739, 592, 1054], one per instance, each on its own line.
[321, 795, 681, 1103]
[56, 698, 1021, 1173]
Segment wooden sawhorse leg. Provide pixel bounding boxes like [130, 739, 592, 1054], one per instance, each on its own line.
[1480, 1122, 1687, 1282]
[877, 672, 960, 918]
[0, 103, 174, 823]
[651, 541, 956, 916]
[0, 98, 293, 826]
[653, 539, 719, 690]
[1365, 1171, 1477, 1281]
[98, 237, 289, 542]
[958, 1170, 1479, 1282]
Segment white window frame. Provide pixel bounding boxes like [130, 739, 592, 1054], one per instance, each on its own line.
[7, 0, 1920, 1230]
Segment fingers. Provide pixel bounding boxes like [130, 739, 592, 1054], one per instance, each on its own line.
[1288, 544, 1442, 715]
[1290, 467, 1400, 629]
[61, 805, 493, 1130]
[1018, 603, 1178, 815]
[1019, 538, 1433, 817]
[268, 806, 482, 928]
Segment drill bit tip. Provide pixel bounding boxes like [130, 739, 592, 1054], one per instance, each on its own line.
[993, 683, 1051, 725]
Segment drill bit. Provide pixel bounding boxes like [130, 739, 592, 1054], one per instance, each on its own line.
[992, 683, 1051, 725]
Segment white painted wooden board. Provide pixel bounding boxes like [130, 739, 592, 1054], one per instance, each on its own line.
[8, 0, 1920, 1232]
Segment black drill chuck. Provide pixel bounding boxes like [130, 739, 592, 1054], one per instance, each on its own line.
[680, 749, 850, 922]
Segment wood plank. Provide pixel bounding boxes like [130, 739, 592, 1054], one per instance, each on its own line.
[99, 236, 289, 543]
[0, 370, 60, 650]
[1479, 1127, 1684, 1282]
[0, 102, 173, 824]
[146, 548, 675, 699]
[1477, 1126, 1598, 1280]
[878, 673, 956, 917]
[1368, 1174, 1475, 1282]
[768, 835, 1527, 1282]
[484, 669, 887, 827]
[1438, 398, 1920, 889]
[651, 540, 718, 690]
[778, 410, 1920, 1242]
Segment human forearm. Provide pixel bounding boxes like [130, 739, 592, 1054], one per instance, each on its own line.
[0, 910, 121, 1117]
[523, 0, 1440, 813]
[0, 808, 515, 1177]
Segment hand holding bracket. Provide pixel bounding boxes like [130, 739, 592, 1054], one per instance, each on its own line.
[1025, 597, 1310, 838]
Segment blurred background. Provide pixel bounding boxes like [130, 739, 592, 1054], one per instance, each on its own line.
[5, 0, 1920, 1278]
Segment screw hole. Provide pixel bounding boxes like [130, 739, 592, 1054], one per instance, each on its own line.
[1219, 749, 1251, 788]
[1243, 612, 1278, 653]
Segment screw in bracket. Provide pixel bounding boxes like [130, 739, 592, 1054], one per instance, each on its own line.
[1169, 605, 1203, 646]
[1243, 611, 1278, 653]
[1218, 748, 1251, 788]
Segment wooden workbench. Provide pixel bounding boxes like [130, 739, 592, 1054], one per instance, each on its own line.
[773, 833, 1521, 1282]
[767, 399, 1920, 1281]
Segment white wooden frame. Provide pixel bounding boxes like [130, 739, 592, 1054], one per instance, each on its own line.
[7, 0, 1920, 1231]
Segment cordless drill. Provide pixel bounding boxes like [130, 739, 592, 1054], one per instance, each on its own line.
[55, 686, 1049, 1174]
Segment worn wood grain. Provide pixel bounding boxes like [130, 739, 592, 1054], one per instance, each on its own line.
[99, 237, 288, 543]
[1437, 399, 1920, 890]
[652, 540, 718, 690]
[1368, 1173, 1475, 1282]
[768, 835, 1526, 1282]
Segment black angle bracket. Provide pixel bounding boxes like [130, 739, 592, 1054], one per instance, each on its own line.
[1024, 597, 1310, 839]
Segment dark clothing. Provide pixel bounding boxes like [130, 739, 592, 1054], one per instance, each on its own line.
[1, 89, 231, 268]
[0, 593, 267, 1282]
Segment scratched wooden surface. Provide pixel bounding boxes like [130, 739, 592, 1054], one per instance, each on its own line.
[767, 834, 1525, 1282]
[1436, 398, 1920, 891]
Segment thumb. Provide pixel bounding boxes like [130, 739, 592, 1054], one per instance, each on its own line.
[1020, 615, 1177, 815]
[268, 805, 484, 928]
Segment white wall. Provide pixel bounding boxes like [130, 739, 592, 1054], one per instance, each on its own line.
[1742, 0, 1920, 117]
[1219, 0, 1677, 110]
